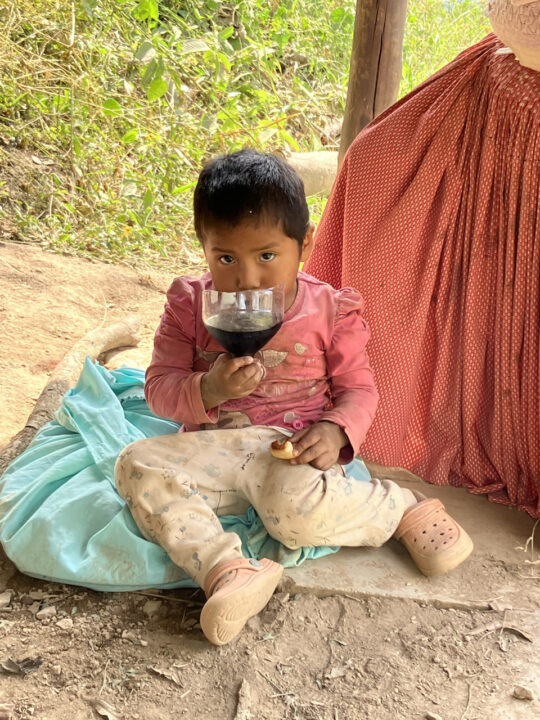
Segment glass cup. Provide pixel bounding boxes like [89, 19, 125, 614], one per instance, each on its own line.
[202, 286, 285, 356]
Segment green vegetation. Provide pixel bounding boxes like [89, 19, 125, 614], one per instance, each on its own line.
[1, 0, 488, 268]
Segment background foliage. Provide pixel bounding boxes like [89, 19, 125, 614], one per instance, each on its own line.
[0, 0, 489, 268]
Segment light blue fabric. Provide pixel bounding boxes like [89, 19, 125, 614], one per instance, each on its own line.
[0, 359, 371, 592]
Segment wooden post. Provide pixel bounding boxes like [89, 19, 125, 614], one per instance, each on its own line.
[338, 0, 408, 166]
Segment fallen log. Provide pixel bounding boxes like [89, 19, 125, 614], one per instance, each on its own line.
[0, 315, 141, 475]
[287, 151, 338, 196]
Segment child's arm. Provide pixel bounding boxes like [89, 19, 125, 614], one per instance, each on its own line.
[290, 288, 379, 467]
[145, 278, 263, 424]
[145, 293, 214, 424]
[319, 292, 379, 459]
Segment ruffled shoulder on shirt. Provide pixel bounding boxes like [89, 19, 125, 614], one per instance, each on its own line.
[166, 273, 212, 312]
[331, 287, 370, 348]
[298, 271, 366, 328]
[334, 286, 366, 321]
[161, 273, 212, 336]
[166, 273, 212, 305]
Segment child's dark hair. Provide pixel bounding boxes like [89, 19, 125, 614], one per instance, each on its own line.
[193, 149, 309, 248]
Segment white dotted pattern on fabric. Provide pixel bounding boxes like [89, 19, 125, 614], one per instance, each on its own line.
[305, 35, 540, 518]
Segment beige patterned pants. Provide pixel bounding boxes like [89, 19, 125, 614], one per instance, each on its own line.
[115, 427, 405, 586]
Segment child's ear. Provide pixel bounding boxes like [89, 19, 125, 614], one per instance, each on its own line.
[300, 222, 315, 263]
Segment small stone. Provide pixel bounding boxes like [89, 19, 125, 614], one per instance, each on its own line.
[56, 617, 73, 630]
[36, 605, 57, 619]
[425, 713, 444, 720]
[0, 591, 13, 608]
[274, 592, 290, 604]
[513, 686, 535, 701]
[142, 600, 162, 618]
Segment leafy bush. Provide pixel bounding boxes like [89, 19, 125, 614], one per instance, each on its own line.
[0, 0, 487, 268]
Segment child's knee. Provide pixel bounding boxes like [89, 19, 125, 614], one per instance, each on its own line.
[259, 507, 325, 549]
[256, 466, 329, 547]
[114, 439, 151, 498]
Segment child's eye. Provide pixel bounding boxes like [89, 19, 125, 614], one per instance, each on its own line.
[260, 252, 275, 262]
[218, 255, 235, 265]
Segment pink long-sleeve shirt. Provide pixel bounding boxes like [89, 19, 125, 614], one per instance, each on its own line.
[145, 271, 379, 463]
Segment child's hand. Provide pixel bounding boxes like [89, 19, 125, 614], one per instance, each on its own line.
[289, 421, 348, 470]
[201, 353, 265, 409]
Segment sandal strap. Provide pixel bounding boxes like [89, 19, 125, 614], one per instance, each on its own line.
[204, 558, 263, 598]
[394, 498, 445, 541]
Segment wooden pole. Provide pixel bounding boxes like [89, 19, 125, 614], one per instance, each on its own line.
[338, 0, 408, 166]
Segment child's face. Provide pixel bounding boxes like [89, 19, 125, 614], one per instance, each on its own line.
[202, 218, 314, 310]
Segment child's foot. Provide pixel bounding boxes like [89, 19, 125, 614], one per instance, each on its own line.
[394, 494, 473, 576]
[200, 557, 283, 645]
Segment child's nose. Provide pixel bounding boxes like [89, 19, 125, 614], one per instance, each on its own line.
[236, 265, 261, 291]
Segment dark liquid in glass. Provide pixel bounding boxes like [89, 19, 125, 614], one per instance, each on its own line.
[205, 310, 282, 356]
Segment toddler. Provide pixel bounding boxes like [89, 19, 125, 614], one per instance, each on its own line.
[115, 150, 473, 646]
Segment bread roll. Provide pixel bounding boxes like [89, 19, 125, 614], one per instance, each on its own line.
[270, 438, 295, 460]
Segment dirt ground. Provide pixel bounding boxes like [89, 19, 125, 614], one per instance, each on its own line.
[0, 241, 538, 720]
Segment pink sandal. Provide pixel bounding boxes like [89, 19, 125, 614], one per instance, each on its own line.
[200, 557, 283, 645]
[394, 498, 473, 576]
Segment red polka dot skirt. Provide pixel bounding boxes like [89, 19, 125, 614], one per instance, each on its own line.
[305, 35, 540, 518]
